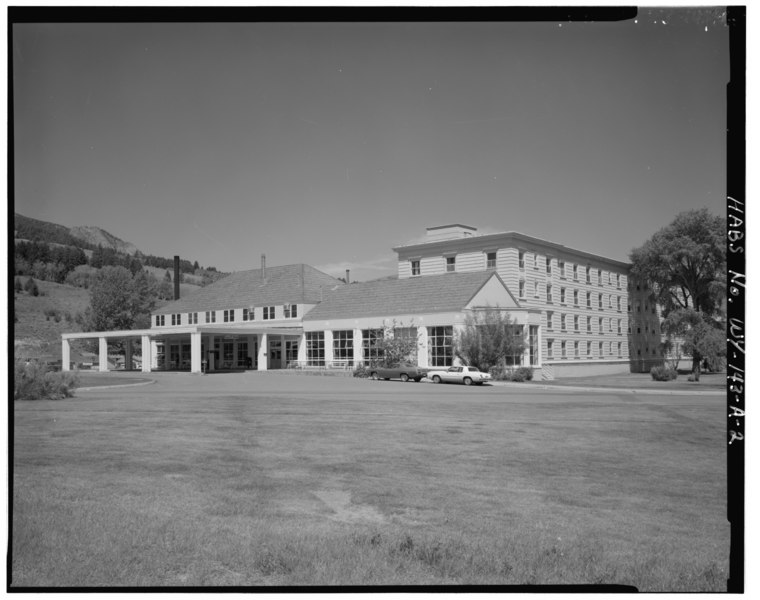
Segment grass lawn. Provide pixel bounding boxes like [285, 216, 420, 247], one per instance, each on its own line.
[11, 373, 729, 590]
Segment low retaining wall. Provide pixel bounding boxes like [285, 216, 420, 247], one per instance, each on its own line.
[544, 360, 631, 379]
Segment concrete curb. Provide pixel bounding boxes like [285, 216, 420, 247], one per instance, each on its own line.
[77, 379, 156, 392]
[487, 380, 724, 396]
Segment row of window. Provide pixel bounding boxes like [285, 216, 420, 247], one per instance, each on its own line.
[519, 251, 622, 288]
[410, 252, 497, 276]
[155, 304, 298, 327]
[520, 282, 623, 311]
[546, 339, 624, 359]
[546, 311, 625, 335]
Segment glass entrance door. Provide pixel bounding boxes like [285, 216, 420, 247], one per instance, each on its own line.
[268, 339, 282, 369]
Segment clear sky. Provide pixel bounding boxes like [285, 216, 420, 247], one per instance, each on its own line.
[12, 8, 730, 281]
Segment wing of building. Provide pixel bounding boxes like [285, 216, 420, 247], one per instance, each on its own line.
[61, 225, 663, 379]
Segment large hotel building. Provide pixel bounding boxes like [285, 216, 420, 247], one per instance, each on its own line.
[62, 224, 663, 379]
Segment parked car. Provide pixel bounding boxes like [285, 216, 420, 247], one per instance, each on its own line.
[426, 365, 491, 386]
[369, 363, 428, 382]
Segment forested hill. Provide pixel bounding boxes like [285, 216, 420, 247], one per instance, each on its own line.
[14, 213, 98, 250]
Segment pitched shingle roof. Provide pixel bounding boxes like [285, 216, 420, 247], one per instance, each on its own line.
[303, 271, 503, 321]
[153, 264, 343, 315]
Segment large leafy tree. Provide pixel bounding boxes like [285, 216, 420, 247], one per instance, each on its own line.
[629, 209, 725, 380]
[87, 266, 157, 332]
[455, 308, 526, 372]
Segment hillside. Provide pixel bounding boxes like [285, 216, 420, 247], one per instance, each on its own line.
[69, 225, 139, 255]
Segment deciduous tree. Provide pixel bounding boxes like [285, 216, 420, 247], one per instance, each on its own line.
[455, 308, 526, 372]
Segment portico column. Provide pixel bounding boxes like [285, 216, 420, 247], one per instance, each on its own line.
[190, 332, 202, 374]
[417, 326, 428, 368]
[62, 338, 71, 372]
[297, 333, 307, 365]
[208, 335, 215, 371]
[141, 335, 152, 373]
[151, 340, 159, 369]
[125, 339, 133, 370]
[353, 328, 363, 367]
[324, 330, 334, 367]
[258, 333, 268, 371]
[99, 337, 109, 372]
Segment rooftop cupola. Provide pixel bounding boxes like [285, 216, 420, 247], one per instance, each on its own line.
[425, 224, 478, 242]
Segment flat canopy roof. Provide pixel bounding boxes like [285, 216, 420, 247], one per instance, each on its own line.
[62, 325, 303, 340]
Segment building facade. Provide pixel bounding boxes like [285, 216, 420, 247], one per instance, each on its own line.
[61, 225, 664, 378]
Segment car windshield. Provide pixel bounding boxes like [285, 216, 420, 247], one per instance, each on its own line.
[468, 367, 480, 372]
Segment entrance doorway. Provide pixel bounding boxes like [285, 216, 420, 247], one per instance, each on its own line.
[268, 338, 282, 369]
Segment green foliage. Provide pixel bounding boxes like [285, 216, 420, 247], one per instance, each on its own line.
[368, 321, 421, 368]
[14, 277, 23, 293]
[14, 359, 79, 400]
[489, 365, 534, 382]
[352, 364, 370, 378]
[661, 308, 725, 381]
[24, 277, 39, 296]
[629, 209, 725, 316]
[455, 308, 526, 372]
[650, 365, 678, 381]
[86, 266, 158, 332]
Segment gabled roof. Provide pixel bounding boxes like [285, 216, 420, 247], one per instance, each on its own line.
[153, 264, 343, 315]
[303, 271, 513, 321]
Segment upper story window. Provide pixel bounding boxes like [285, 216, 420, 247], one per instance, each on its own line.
[586, 291, 592, 308]
[486, 252, 496, 270]
[532, 253, 538, 269]
[411, 260, 421, 276]
[573, 264, 578, 280]
[171, 313, 181, 326]
[586, 317, 592, 332]
[205, 311, 216, 323]
[547, 311, 554, 330]
[546, 283, 553, 303]
[586, 266, 591, 284]
[560, 287, 566, 304]
[223, 309, 235, 323]
[243, 308, 252, 321]
[534, 281, 539, 297]
[263, 306, 275, 320]
[546, 257, 552, 274]
[284, 304, 298, 319]
[617, 296, 622, 312]
[598, 294, 603, 309]
[597, 268, 603, 286]
[561, 314, 567, 331]
[156, 315, 165, 327]
[616, 273, 621, 288]
[519, 280, 525, 298]
[518, 251, 525, 270]
[559, 261, 566, 278]
[574, 315, 579, 331]
[446, 256, 456, 273]
[573, 289, 579, 306]
[188, 312, 198, 325]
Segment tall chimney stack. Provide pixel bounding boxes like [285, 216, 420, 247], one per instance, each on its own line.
[345, 269, 350, 284]
[173, 256, 180, 300]
[261, 254, 266, 281]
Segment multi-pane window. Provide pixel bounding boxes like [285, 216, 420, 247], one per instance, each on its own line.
[534, 281, 539, 297]
[599, 341, 604, 357]
[599, 317, 604, 333]
[446, 256, 456, 272]
[333, 330, 354, 366]
[428, 326, 453, 367]
[205, 311, 216, 323]
[559, 261, 566, 278]
[573, 264, 578, 280]
[547, 339, 554, 358]
[574, 341, 579, 358]
[547, 284, 553, 303]
[243, 308, 252, 321]
[519, 280, 525, 298]
[560, 287, 566, 304]
[283, 304, 298, 318]
[617, 296, 621, 311]
[306, 332, 325, 366]
[519, 251, 525, 269]
[529, 326, 539, 366]
[574, 315, 579, 331]
[532, 253, 538, 270]
[617, 319, 622, 334]
[617, 342, 622, 356]
[609, 318, 614, 333]
[546, 257, 552, 274]
[394, 327, 418, 363]
[188, 312, 198, 325]
[486, 252, 496, 270]
[598, 294, 603, 309]
[237, 342, 249, 368]
[172, 314, 181, 326]
[263, 306, 275, 320]
[597, 268, 603, 285]
[362, 329, 384, 363]
[411, 260, 421, 276]
[587, 341, 592, 357]
[586, 317, 592, 333]
[505, 326, 524, 366]
[586, 291, 591, 308]
[573, 289, 579, 306]
[561, 340, 567, 358]
[561, 314, 567, 331]
[616, 274, 621, 288]
[156, 315, 165, 326]
[586, 266, 591, 284]
[547, 311, 554, 330]
[223, 309, 235, 323]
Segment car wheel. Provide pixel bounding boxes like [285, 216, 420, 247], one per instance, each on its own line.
[463, 377, 473, 386]
[370, 372, 379, 380]
[414, 377, 422, 382]
[432, 375, 441, 384]
[400, 373, 409, 382]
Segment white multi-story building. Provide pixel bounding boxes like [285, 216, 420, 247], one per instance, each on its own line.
[61, 224, 663, 379]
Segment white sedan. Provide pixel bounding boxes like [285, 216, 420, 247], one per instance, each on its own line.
[426, 365, 491, 386]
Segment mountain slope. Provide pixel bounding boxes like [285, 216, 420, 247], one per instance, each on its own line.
[68, 225, 139, 255]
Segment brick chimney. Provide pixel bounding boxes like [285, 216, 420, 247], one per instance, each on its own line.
[173, 256, 180, 300]
[261, 254, 266, 281]
[345, 269, 350, 284]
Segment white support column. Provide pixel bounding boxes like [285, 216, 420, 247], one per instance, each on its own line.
[208, 335, 215, 371]
[297, 333, 307, 364]
[141, 335, 152, 372]
[324, 330, 334, 366]
[417, 326, 428, 368]
[98, 337, 109, 372]
[258, 333, 268, 371]
[151, 340, 159, 369]
[62, 338, 71, 372]
[190, 332, 202, 374]
[125, 339, 133, 370]
[353, 328, 363, 367]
